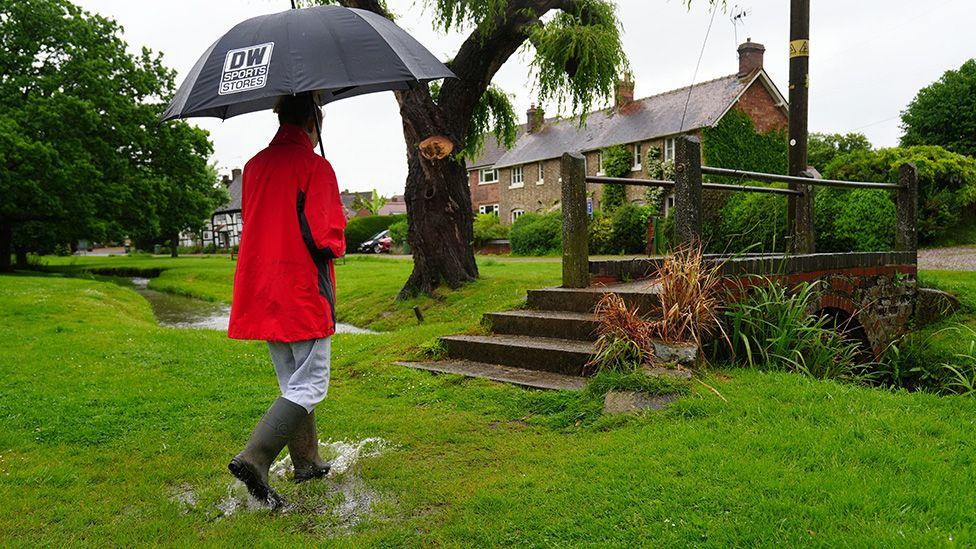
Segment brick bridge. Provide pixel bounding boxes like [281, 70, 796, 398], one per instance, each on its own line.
[403, 136, 936, 390]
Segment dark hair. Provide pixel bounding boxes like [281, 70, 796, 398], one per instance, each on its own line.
[274, 92, 322, 127]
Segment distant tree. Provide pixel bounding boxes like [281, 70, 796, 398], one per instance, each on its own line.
[807, 132, 872, 173]
[305, 0, 635, 297]
[901, 59, 976, 158]
[352, 189, 389, 216]
[0, 0, 222, 268]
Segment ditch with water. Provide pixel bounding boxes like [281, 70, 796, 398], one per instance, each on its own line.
[129, 277, 374, 334]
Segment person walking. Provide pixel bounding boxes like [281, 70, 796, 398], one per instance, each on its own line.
[226, 92, 346, 509]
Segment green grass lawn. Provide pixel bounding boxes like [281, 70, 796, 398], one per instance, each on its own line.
[3, 255, 976, 545]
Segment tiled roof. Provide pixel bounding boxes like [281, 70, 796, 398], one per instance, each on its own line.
[466, 127, 526, 170]
[214, 172, 242, 214]
[477, 73, 761, 170]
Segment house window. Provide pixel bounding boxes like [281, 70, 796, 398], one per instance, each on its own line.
[511, 209, 525, 223]
[664, 138, 676, 162]
[479, 204, 499, 215]
[510, 165, 524, 188]
[664, 193, 676, 217]
[633, 143, 643, 170]
[597, 152, 605, 176]
[479, 168, 498, 184]
[537, 162, 545, 185]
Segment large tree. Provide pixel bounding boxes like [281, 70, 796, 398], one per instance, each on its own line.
[305, 0, 629, 297]
[901, 59, 976, 158]
[0, 0, 223, 269]
[807, 132, 872, 173]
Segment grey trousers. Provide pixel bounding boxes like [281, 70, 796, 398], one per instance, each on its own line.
[267, 337, 331, 413]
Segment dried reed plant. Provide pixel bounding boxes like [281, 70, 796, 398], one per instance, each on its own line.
[647, 243, 728, 348]
[587, 293, 654, 372]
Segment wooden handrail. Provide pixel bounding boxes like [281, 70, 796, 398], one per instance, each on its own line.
[586, 176, 802, 196]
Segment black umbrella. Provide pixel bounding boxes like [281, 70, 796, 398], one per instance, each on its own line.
[161, 5, 454, 123]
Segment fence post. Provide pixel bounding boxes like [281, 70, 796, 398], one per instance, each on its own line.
[793, 169, 817, 254]
[674, 135, 702, 246]
[896, 162, 918, 254]
[561, 152, 589, 288]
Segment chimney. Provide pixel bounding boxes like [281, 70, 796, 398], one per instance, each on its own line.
[221, 175, 231, 187]
[615, 73, 635, 110]
[738, 38, 765, 78]
[526, 104, 545, 133]
[231, 168, 242, 181]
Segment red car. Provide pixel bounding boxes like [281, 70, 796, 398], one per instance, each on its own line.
[358, 229, 392, 254]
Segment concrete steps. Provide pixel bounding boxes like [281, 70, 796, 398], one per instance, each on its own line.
[396, 360, 586, 391]
[526, 281, 661, 314]
[486, 309, 598, 341]
[441, 334, 594, 376]
[403, 280, 663, 389]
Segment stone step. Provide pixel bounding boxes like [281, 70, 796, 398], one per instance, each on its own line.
[441, 334, 594, 376]
[486, 309, 598, 341]
[396, 360, 586, 391]
[525, 281, 661, 314]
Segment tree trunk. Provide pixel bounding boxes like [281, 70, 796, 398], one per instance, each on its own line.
[15, 248, 28, 269]
[0, 221, 12, 272]
[170, 234, 179, 258]
[395, 91, 478, 299]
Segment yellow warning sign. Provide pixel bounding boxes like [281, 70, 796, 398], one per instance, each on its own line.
[790, 39, 810, 58]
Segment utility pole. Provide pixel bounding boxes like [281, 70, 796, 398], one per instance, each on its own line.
[788, 0, 814, 253]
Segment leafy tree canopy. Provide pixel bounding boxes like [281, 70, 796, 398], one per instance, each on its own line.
[807, 132, 872, 173]
[0, 0, 224, 264]
[901, 59, 976, 158]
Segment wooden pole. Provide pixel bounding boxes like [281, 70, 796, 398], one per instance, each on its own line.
[560, 152, 589, 288]
[674, 135, 703, 246]
[788, 0, 814, 253]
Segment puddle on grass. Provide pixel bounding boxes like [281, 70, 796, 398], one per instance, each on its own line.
[130, 277, 374, 334]
[216, 437, 389, 528]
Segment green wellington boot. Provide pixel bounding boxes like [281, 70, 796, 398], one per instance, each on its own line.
[228, 397, 308, 509]
[288, 410, 332, 483]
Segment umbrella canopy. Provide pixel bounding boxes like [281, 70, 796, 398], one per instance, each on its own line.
[162, 5, 454, 121]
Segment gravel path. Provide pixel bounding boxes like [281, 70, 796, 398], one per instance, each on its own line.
[919, 246, 976, 271]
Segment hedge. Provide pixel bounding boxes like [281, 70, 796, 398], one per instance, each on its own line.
[510, 212, 562, 256]
[345, 214, 406, 252]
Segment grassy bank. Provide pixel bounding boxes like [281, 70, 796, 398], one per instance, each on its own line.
[3, 256, 976, 545]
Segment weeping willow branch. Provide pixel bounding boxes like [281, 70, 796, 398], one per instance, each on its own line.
[460, 85, 518, 159]
[528, 0, 628, 121]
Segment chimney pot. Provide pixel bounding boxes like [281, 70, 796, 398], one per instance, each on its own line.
[738, 39, 765, 78]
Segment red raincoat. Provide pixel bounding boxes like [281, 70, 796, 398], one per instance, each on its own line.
[228, 124, 347, 342]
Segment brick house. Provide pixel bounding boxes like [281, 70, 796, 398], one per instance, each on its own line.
[467, 40, 788, 224]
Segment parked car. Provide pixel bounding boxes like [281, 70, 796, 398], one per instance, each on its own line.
[358, 229, 392, 254]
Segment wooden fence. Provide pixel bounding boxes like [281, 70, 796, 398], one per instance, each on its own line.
[560, 135, 918, 288]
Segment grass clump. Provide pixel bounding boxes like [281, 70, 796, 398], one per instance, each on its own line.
[723, 280, 864, 380]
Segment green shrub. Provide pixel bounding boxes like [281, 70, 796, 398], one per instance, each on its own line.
[825, 146, 976, 244]
[472, 213, 509, 247]
[609, 203, 653, 254]
[345, 214, 405, 253]
[815, 188, 896, 252]
[510, 212, 562, 256]
[588, 213, 615, 255]
[388, 219, 408, 245]
[600, 144, 633, 212]
[702, 109, 788, 175]
[709, 188, 788, 254]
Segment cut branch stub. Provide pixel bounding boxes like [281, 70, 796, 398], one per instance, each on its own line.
[419, 135, 454, 160]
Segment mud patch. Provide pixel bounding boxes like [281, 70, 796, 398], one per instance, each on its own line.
[216, 437, 389, 528]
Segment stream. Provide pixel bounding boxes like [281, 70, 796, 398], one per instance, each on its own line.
[130, 278, 374, 334]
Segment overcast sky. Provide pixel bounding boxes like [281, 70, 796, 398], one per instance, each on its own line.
[74, 0, 974, 196]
